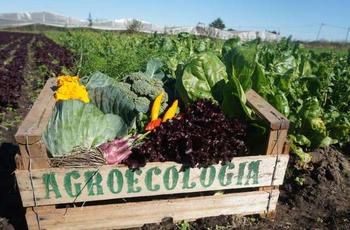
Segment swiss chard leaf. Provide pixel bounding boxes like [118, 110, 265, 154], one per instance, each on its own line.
[223, 44, 257, 90]
[268, 90, 290, 116]
[222, 37, 240, 57]
[251, 62, 271, 98]
[176, 52, 228, 103]
[222, 75, 253, 120]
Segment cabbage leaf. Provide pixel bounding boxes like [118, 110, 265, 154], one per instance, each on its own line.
[43, 100, 127, 157]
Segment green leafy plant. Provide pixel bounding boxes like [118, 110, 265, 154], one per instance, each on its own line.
[43, 100, 127, 156]
[176, 52, 227, 103]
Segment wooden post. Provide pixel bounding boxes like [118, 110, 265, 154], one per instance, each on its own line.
[246, 89, 290, 219]
[14, 78, 57, 226]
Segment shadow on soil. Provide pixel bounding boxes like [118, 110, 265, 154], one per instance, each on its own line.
[0, 142, 27, 230]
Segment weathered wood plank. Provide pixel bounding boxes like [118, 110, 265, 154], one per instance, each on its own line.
[25, 190, 280, 230]
[283, 140, 291, 155]
[246, 89, 289, 130]
[18, 140, 50, 169]
[266, 129, 288, 155]
[16, 155, 289, 207]
[15, 78, 56, 145]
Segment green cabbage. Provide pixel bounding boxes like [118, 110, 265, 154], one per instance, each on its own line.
[43, 100, 127, 157]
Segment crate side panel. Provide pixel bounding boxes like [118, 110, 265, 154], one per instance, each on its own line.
[16, 155, 288, 207]
[266, 129, 288, 155]
[246, 89, 289, 130]
[18, 140, 50, 169]
[26, 190, 279, 230]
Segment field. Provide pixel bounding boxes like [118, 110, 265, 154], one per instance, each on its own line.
[0, 28, 350, 229]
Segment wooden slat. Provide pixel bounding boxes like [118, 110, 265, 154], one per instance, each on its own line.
[16, 155, 289, 207]
[246, 89, 289, 130]
[18, 140, 50, 169]
[266, 129, 288, 155]
[25, 190, 280, 230]
[283, 140, 291, 155]
[15, 78, 56, 145]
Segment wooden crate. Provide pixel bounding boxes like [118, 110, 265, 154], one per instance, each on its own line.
[14, 78, 290, 230]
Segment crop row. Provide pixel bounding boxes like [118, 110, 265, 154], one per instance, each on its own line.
[33, 35, 74, 76]
[0, 31, 31, 45]
[0, 32, 75, 109]
[0, 34, 33, 107]
[0, 37, 22, 63]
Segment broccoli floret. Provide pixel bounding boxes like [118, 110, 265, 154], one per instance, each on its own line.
[123, 72, 168, 113]
[131, 80, 161, 99]
[134, 97, 150, 113]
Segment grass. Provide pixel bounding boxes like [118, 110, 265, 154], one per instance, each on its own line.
[41, 28, 223, 80]
[301, 41, 350, 55]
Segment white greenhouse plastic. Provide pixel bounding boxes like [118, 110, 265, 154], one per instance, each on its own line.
[0, 12, 280, 41]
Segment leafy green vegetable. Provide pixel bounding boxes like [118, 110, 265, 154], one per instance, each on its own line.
[221, 37, 240, 57]
[222, 75, 253, 119]
[268, 90, 290, 116]
[124, 72, 168, 103]
[290, 143, 311, 164]
[176, 52, 227, 103]
[82, 71, 168, 128]
[43, 100, 127, 157]
[81, 71, 140, 126]
[251, 62, 271, 98]
[175, 51, 253, 120]
[223, 44, 257, 90]
[145, 58, 164, 80]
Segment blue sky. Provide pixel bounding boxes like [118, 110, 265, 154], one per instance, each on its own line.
[1, 0, 349, 41]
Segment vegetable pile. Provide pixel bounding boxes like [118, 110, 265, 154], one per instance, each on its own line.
[44, 53, 252, 168]
[127, 100, 248, 169]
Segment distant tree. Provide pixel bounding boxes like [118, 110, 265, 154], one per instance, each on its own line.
[268, 30, 279, 35]
[227, 28, 235, 31]
[209, 18, 225, 30]
[127, 19, 143, 33]
[88, 13, 93, 27]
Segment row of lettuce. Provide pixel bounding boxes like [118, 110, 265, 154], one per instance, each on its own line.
[46, 31, 350, 162]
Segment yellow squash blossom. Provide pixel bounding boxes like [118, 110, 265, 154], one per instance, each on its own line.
[55, 75, 90, 103]
[57, 75, 80, 87]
